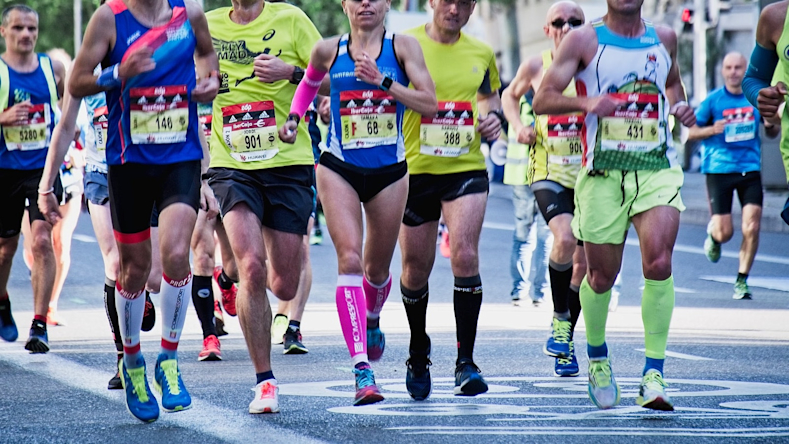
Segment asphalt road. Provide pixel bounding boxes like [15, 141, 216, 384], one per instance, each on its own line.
[1, 182, 788, 443]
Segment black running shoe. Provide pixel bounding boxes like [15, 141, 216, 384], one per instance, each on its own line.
[141, 292, 155, 332]
[24, 320, 49, 354]
[405, 335, 432, 401]
[283, 327, 309, 354]
[108, 355, 123, 390]
[454, 358, 488, 396]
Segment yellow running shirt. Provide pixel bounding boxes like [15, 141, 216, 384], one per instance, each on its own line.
[402, 25, 500, 175]
[206, 3, 321, 170]
[531, 50, 583, 189]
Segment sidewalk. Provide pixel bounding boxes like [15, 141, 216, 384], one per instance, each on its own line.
[680, 171, 789, 234]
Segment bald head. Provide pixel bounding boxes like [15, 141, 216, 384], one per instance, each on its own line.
[721, 52, 747, 92]
[546, 1, 585, 25]
[544, 1, 585, 48]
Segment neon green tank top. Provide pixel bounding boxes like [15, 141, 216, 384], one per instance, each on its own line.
[530, 50, 583, 188]
[775, 5, 789, 178]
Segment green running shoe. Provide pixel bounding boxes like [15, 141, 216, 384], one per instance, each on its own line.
[636, 369, 674, 411]
[588, 357, 620, 410]
[733, 278, 752, 300]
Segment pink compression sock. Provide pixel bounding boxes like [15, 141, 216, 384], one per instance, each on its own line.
[336, 275, 367, 365]
[364, 274, 391, 319]
[289, 63, 327, 118]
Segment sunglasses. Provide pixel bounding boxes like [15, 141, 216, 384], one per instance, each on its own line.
[550, 18, 584, 28]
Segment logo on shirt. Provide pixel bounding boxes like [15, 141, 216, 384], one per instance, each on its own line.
[126, 30, 141, 46]
[212, 37, 282, 90]
[13, 89, 30, 104]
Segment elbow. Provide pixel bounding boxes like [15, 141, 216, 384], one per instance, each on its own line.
[421, 95, 438, 116]
[532, 95, 546, 115]
[68, 78, 83, 99]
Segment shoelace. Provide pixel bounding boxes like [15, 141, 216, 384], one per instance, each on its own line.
[161, 362, 182, 395]
[406, 357, 432, 375]
[128, 367, 150, 402]
[553, 319, 572, 344]
[354, 368, 376, 389]
[257, 381, 276, 400]
[589, 360, 613, 388]
[642, 371, 668, 391]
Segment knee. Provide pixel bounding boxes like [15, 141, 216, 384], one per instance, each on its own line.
[337, 250, 363, 276]
[742, 219, 760, 239]
[450, 246, 479, 276]
[554, 232, 576, 259]
[160, 244, 191, 273]
[0, 238, 19, 263]
[642, 255, 672, 281]
[270, 277, 297, 302]
[30, 232, 54, 259]
[587, 269, 616, 293]
[237, 251, 266, 284]
[122, 259, 150, 284]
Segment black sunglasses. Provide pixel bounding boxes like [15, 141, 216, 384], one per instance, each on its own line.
[551, 18, 584, 28]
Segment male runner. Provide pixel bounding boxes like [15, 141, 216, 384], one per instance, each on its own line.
[204, 0, 321, 413]
[689, 52, 779, 300]
[533, 0, 696, 410]
[742, 0, 789, 225]
[69, 0, 219, 422]
[399, 0, 502, 399]
[502, 1, 586, 376]
[0, 5, 65, 352]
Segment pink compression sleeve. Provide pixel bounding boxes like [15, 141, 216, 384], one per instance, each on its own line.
[289, 63, 327, 118]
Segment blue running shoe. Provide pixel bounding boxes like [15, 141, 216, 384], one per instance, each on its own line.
[454, 359, 488, 396]
[353, 364, 384, 406]
[24, 321, 49, 353]
[554, 341, 580, 377]
[405, 335, 432, 401]
[154, 354, 192, 412]
[367, 326, 385, 361]
[0, 297, 18, 342]
[120, 359, 159, 422]
[588, 357, 620, 410]
[543, 317, 571, 358]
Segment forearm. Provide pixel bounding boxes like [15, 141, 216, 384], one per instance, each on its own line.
[389, 82, 437, 117]
[69, 71, 108, 98]
[199, 128, 210, 175]
[501, 88, 524, 132]
[477, 93, 501, 117]
[40, 98, 80, 191]
[744, 43, 779, 107]
[687, 125, 712, 141]
[532, 89, 586, 116]
[195, 52, 220, 80]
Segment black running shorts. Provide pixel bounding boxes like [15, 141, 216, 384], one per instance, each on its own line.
[319, 152, 408, 204]
[531, 179, 575, 223]
[0, 168, 62, 238]
[706, 171, 763, 215]
[403, 170, 489, 227]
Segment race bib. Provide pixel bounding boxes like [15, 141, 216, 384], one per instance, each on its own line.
[723, 107, 755, 143]
[92, 106, 108, 152]
[339, 90, 397, 149]
[419, 101, 475, 157]
[599, 93, 660, 153]
[129, 85, 189, 144]
[2, 103, 51, 151]
[221, 101, 278, 163]
[546, 114, 583, 165]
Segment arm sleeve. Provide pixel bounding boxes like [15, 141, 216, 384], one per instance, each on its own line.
[743, 43, 780, 107]
[695, 96, 713, 126]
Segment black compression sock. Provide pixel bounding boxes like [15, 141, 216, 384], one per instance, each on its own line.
[549, 261, 573, 318]
[104, 278, 122, 352]
[453, 275, 482, 364]
[568, 284, 581, 336]
[192, 275, 217, 338]
[402, 282, 429, 351]
[217, 270, 235, 290]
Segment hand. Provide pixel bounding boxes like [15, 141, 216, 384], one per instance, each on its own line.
[671, 103, 696, 127]
[253, 54, 294, 83]
[516, 124, 536, 145]
[199, 181, 219, 219]
[0, 100, 32, 125]
[354, 52, 383, 85]
[584, 95, 627, 117]
[192, 75, 219, 104]
[477, 113, 501, 141]
[38, 192, 62, 226]
[118, 46, 155, 79]
[757, 81, 788, 119]
[278, 120, 299, 144]
[711, 119, 726, 135]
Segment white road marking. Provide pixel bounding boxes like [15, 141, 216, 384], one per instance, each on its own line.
[386, 426, 789, 437]
[634, 348, 714, 361]
[700, 276, 789, 293]
[72, 234, 97, 243]
[482, 221, 789, 266]
[0, 351, 325, 444]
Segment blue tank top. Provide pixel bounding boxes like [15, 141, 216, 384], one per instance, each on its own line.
[0, 54, 58, 170]
[326, 32, 408, 169]
[105, 0, 201, 165]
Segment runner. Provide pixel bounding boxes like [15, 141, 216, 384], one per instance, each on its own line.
[68, 0, 219, 422]
[203, 0, 321, 413]
[688, 52, 779, 300]
[280, 0, 436, 405]
[396, 0, 501, 399]
[533, 0, 696, 410]
[0, 4, 65, 352]
[742, 0, 789, 225]
[502, 1, 587, 377]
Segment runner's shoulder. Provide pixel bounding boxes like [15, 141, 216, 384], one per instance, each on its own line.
[560, 25, 598, 60]
[653, 23, 678, 51]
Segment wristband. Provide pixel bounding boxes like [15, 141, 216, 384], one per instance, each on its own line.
[201, 173, 211, 181]
[379, 76, 393, 91]
[287, 113, 301, 125]
[669, 101, 688, 114]
[290, 66, 304, 85]
[490, 109, 507, 126]
[38, 187, 54, 196]
[96, 64, 121, 89]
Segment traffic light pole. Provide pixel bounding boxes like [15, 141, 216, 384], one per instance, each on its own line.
[692, 0, 708, 103]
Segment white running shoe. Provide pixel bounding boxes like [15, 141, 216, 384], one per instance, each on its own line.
[249, 379, 280, 414]
[636, 370, 674, 411]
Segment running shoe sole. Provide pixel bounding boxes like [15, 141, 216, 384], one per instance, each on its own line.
[354, 390, 384, 406]
[24, 336, 49, 353]
[283, 344, 308, 354]
[198, 352, 222, 361]
[542, 343, 569, 359]
[454, 378, 488, 396]
[153, 381, 193, 412]
[637, 395, 674, 411]
[108, 373, 122, 390]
